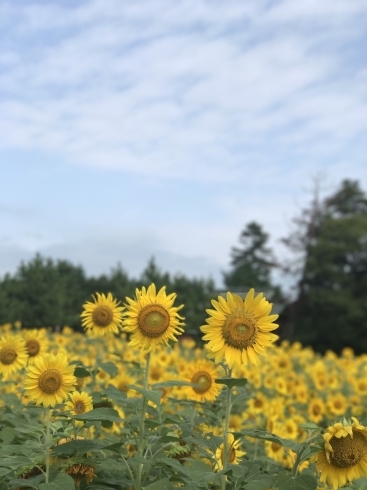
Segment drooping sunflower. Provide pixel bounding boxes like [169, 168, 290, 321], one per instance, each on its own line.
[122, 283, 185, 352]
[23, 328, 49, 365]
[81, 292, 124, 336]
[214, 433, 246, 471]
[0, 334, 28, 379]
[316, 417, 367, 490]
[201, 289, 279, 368]
[184, 360, 222, 402]
[65, 391, 93, 415]
[24, 353, 76, 407]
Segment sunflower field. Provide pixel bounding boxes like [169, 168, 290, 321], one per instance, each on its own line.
[1, 285, 367, 490]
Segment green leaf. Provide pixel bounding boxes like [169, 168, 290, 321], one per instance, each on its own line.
[0, 427, 15, 444]
[239, 429, 301, 452]
[51, 439, 103, 456]
[215, 378, 247, 388]
[278, 473, 317, 490]
[39, 473, 75, 490]
[142, 479, 175, 490]
[98, 361, 118, 378]
[10, 473, 44, 488]
[69, 407, 123, 423]
[128, 385, 162, 405]
[152, 380, 195, 389]
[74, 367, 91, 378]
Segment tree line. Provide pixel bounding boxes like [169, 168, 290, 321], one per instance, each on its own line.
[0, 178, 366, 354]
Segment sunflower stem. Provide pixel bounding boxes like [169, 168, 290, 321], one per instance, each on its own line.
[135, 352, 151, 490]
[45, 407, 51, 483]
[221, 368, 232, 490]
[291, 447, 305, 478]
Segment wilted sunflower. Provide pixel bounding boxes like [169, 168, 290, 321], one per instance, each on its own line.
[65, 462, 96, 486]
[214, 433, 246, 470]
[23, 328, 49, 365]
[81, 292, 124, 336]
[185, 360, 222, 402]
[24, 353, 76, 407]
[122, 283, 185, 352]
[201, 289, 278, 368]
[65, 391, 93, 415]
[316, 417, 367, 490]
[0, 334, 28, 379]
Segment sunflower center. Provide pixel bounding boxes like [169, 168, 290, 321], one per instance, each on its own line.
[138, 305, 170, 338]
[192, 370, 212, 394]
[222, 311, 258, 350]
[74, 401, 86, 414]
[26, 339, 40, 357]
[254, 398, 264, 408]
[92, 306, 113, 327]
[313, 404, 321, 415]
[329, 432, 367, 468]
[0, 348, 17, 365]
[39, 369, 62, 394]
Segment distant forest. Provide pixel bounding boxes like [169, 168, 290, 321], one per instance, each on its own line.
[1, 178, 366, 354]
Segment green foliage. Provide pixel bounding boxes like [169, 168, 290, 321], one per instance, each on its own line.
[223, 221, 283, 303]
[282, 179, 367, 353]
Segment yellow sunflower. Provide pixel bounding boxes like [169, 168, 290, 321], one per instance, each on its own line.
[214, 433, 246, 470]
[201, 289, 279, 368]
[81, 292, 124, 336]
[316, 417, 367, 490]
[185, 360, 222, 402]
[0, 334, 28, 379]
[122, 283, 185, 352]
[65, 390, 93, 415]
[23, 328, 49, 365]
[24, 353, 76, 407]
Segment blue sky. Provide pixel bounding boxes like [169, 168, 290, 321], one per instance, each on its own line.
[1, 0, 367, 287]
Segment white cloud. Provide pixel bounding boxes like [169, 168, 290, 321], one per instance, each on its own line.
[0, 0, 366, 184]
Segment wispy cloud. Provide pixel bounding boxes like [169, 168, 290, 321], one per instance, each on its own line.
[1, 0, 366, 184]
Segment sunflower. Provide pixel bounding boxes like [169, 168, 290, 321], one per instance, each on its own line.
[65, 462, 96, 486]
[316, 417, 367, 490]
[0, 334, 28, 379]
[308, 398, 325, 424]
[24, 353, 76, 407]
[81, 293, 124, 336]
[122, 283, 185, 352]
[184, 360, 222, 402]
[65, 391, 93, 416]
[201, 289, 279, 368]
[214, 433, 246, 470]
[23, 329, 49, 365]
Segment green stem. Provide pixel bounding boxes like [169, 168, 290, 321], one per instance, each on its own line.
[291, 447, 304, 478]
[221, 368, 232, 490]
[45, 408, 51, 483]
[135, 352, 151, 490]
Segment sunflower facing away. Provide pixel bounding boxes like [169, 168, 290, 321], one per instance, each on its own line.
[122, 283, 185, 352]
[185, 360, 222, 402]
[316, 417, 367, 490]
[24, 353, 76, 407]
[201, 289, 279, 368]
[81, 292, 124, 336]
[0, 334, 28, 379]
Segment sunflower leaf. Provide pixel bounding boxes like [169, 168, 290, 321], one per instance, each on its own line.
[215, 378, 248, 388]
[277, 473, 317, 490]
[39, 473, 75, 490]
[127, 385, 162, 405]
[74, 367, 91, 378]
[98, 361, 118, 378]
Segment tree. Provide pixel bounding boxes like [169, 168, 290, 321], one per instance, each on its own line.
[223, 221, 282, 301]
[281, 179, 367, 353]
